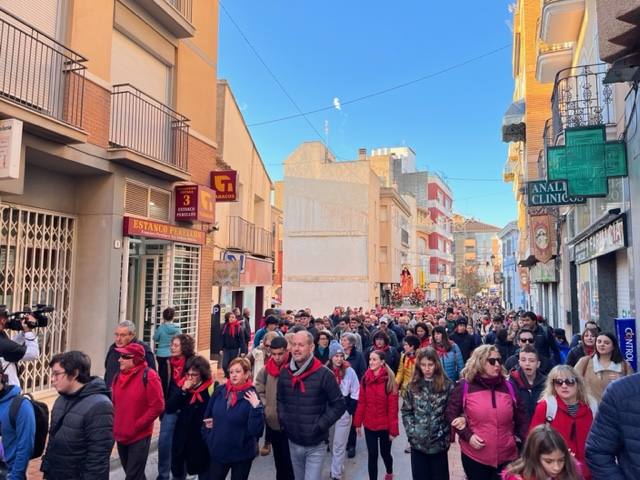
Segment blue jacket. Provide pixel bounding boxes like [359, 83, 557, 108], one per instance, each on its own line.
[0, 385, 35, 480]
[438, 343, 464, 382]
[201, 385, 264, 464]
[586, 373, 640, 480]
[154, 323, 182, 357]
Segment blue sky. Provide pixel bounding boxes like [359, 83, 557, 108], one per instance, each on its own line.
[218, 0, 517, 228]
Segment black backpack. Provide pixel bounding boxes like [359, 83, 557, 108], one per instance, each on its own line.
[9, 394, 49, 458]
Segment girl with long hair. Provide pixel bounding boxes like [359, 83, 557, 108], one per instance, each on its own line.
[431, 326, 464, 382]
[446, 345, 529, 480]
[502, 424, 583, 480]
[402, 347, 454, 480]
[414, 322, 431, 349]
[530, 365, 597, 480]
[354, 350, 399, 480]
[566, 328, 597, 367]
[219, 312, 248, 377]
[574, 332, 632, 402]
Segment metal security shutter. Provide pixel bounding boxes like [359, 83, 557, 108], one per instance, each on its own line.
[111, 30, 170, 104]
[616, 250, 630, 315]
[171, 244, 200, 338]
[0, 0, 59, 37]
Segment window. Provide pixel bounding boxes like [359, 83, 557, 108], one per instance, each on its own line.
[125, 180, 171, 221]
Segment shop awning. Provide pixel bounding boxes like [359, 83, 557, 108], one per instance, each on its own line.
[502, 99, 526, 143]
[518, 255, 538, 267]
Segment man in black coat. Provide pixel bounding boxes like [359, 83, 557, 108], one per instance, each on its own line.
[41, 351, 114, 480]
[450, 317, 476, 363]
[520, 311, 561, 367]
[277, 331, 345, 480]
[104, 320, 156, 387]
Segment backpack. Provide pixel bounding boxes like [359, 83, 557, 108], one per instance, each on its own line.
[543, 395, 598, 423]
[9, 394, 49, 459]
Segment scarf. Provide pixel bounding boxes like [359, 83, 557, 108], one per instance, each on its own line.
[363, 366, 389, 387]
[404, 352, 416, 368]
[376, 344, 390, 353]
[186, 379, 213, 405]
[170, 355, 186, 384]
[434, 342, 449, 357]
[420, 337, 431, 349]
[225, 378, 253, 407]
[332, 361, 351, 385]
[265, 354, 288, 377]
[224, 320, 241, 337]
[114, 363, 146, 389]
[583, 345, 595, 356]
[288, 356, 323, 393]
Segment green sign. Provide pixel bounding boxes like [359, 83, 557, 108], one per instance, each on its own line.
[526, 180, 586, 206]
[547, 126, 627, 197]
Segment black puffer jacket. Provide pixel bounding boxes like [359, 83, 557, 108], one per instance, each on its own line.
[277, 358, 345, 446]
[586, 373, 640, 479]
[41, 377, 114, 480]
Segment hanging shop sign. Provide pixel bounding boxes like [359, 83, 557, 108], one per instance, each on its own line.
[519, 266, 530, 294]
[123, 216, 205, 245]
[530, 260, 557, 283]
[574, 216, 626, 264]
[530, 214, 556, 264]
[547, 126, 627, 197]
[526, 180, 586, 206]
[210, 170, 238, 202]
[0, 119, 22, 180]
[213, 260, 240, 287]
[175, 184, 216, 223]
[615, 318, 637, 372]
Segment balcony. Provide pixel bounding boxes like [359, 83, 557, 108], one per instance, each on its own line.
[228, 216, 274, 258]
[109, 84, 190, 180]
[536, 41, 574, 84]
[137, 0, 195, 38]
[551, 64, 615, 138]
[540, 0, 585, 44]
[433, 224, 453, 240]
[427, 199, 453, 217]
[0, 7, 87, 143]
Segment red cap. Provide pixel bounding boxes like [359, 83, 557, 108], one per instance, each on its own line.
[115, 342, 145, 358]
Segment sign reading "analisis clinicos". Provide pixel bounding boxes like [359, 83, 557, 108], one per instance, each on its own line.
[526, 180, 587, 207]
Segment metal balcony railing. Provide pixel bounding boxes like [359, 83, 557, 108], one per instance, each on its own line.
[165, 0, 193, 23]
[0, 7, 87, 128]
[110, 84, 189, 170]
[255, 227, 274, 258]
[551, 64, 614, 138]
[228, 216, 274, 258]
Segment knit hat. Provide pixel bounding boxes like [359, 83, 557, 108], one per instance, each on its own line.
[329, 340, 344, 359]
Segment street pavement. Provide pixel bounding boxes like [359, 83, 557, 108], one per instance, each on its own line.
[110, 421, 467, 479]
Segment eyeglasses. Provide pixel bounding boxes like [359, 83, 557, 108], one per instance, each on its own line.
[120, 354, 134, 360]
[520, 338, 535, 344]
[486, 357, 502, 366]
[552, 378, 577, 387]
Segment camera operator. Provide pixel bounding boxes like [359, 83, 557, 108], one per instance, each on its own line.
[0, 309, 39, 387]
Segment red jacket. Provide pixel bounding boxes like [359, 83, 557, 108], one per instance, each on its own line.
[353, 368, 399, 436]
[530, 396, 593, 480]
[113, 363, 165, 445]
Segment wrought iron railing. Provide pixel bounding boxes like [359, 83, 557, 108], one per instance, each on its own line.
[551, 64, 614, 138]
[110, 84, 189, 170]
[0, 7, 87, 128]
[165, 0, 193, 23]
[229, 216, 274, 257]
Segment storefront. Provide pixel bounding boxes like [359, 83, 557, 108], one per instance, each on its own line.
[530, 260, 559, 326]
[120, 216, 204, 345]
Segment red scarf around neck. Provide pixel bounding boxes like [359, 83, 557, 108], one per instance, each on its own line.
[288, 358, 323, 393]
[170, 355, 186, 383]
[225, 378, 253, 407]
[584, 345, 595, 356]
[332, 361, 351, 385]
[187, 378, 213, 405]
[420, 337, 431, 348]
[225, 320, 241, 337]
[265, 354, 288, 377]
[404, 352, 416, 368]
[363, 366, 389, 386]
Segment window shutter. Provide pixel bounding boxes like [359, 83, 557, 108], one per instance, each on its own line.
[149, 189, 170, 222]
[125, 181, 149, 217]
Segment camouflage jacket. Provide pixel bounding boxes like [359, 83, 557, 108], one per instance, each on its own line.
[401, 378, 453, 455]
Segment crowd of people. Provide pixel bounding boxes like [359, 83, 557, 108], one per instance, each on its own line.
[0, 301, 638, 480]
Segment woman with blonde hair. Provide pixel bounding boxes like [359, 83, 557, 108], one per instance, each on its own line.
[530, 365, 597, 480]
[446, 345, 528, 480]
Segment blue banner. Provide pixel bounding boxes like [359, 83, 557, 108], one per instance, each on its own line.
[615, 318, 637, 372]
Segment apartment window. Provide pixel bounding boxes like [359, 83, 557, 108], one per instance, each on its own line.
[124, 180, 171, 221]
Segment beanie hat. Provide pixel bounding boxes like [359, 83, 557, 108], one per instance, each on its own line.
[329, 340, 344, 359]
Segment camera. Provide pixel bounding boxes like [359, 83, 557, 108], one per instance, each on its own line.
[0, 304, 53, 331]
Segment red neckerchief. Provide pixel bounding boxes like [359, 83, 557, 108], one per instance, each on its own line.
[225, 378, 253, 407]
[434, 343, 448, 357]
[224, 320, 241, 337]
[170, 355, 186, 383]
[376, 345, 390, 353]
[584, 345, 595, 356]
[187, 379, 213, 405]
[420, 337, 431, 348]
[404, 352, 416, 368]
[332, 361, 351, 385]
[363, 366, 389, 386]
[288, 358, 323, 393]
[265, 354, 288, 377]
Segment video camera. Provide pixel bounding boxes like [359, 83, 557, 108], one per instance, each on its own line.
[0, 304, 53, 331]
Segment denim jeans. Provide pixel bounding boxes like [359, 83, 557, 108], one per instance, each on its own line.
[156, 412, 178, 480]
[329, 412, 352, 479]
[288, 441, 326, 480]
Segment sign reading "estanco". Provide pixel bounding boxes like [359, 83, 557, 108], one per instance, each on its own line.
[526, 180, 586, 207]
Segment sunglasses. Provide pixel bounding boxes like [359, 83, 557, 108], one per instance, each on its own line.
[487, 357, 502, 366]
[520, 338, 535, 344]
[120, 354, 134, 360]
[552, 378, 577, 387]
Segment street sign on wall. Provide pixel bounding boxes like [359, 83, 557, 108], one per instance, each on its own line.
[547, 126, 627, 197]
[615, 318, 637, 372]
[526, 180, 586, 206]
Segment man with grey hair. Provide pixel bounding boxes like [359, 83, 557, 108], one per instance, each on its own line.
[277, 331, 345, 480]
[104, 320, 156, 387]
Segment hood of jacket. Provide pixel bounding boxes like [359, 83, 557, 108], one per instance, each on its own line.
[0, 383, 20, 405]
[510, 367, 546, 389]
[64, 376, 111, 401]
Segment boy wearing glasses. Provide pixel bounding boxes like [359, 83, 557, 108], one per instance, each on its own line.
[508, 345, 546, 423]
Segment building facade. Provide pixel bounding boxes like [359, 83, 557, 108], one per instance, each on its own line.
[453, 216, 501, 294]
[499, 221, 525, 310]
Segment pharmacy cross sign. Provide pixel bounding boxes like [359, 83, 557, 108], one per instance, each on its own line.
[547, 126, 627, 197]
